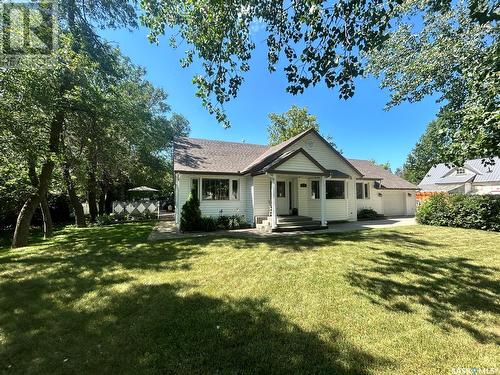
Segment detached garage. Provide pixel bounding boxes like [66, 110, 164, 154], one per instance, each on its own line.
[349, 159, 419, 217]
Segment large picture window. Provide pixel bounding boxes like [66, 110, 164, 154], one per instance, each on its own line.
[326, 180, 345, 199]
[202, 179, 229, 200]
[311, 180, 320, 199]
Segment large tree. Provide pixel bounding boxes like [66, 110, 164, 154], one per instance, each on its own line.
[1, 0, 138, 247]
[267, 105, 339, 150]
[367, 3, 499, 165]
[401, 119, 451, 185]
[267, 105, 319, 145]
[140, 0, 498, 163]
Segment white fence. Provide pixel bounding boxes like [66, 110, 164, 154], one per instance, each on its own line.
[113, 200, 159, 215]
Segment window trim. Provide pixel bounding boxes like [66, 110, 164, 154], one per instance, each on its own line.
[277, 181, 286, 198]
[191, 177, 200, 199]
[310, 179, 320, 200]
[456, 167, 466, 175]
[326, 179, 346, 200]
[356, 182, 364, 199]
[200, 177, 240, 201]
[356, 181, 371, 199]
[231, 179, 239, 200]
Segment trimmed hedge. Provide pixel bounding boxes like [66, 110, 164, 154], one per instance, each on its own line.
[416, 193, 500, 231]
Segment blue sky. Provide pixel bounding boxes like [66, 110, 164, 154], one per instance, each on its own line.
[101, 26, 439, 169]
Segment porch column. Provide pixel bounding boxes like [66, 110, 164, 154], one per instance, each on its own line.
[320, 175, 326, 226]
[271, 174, 277, 229]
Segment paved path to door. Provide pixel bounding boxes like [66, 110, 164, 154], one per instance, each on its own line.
[148, 217, 417, 241]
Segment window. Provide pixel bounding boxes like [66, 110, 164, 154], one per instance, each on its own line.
[356, 183, 363, 199]
[191, 178, 199, 198]
[456, 167, 465, 175]
[202, 179, 229, 200]
[277, 181, 286, 197]
[231, 179, 239, 200]
[357, 182, 371, 199]
[311, 180, 320, 199]
[326, 180, 345, 199]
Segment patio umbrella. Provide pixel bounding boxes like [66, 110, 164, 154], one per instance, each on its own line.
[128, 186, 159, 192]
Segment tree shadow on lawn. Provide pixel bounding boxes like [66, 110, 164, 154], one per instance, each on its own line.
[347, 250, 500, 343]
[201, 229, 443, 253]
[0, 223, 202, 275]
[0, 281, 392, 374]
[0, 224, 392, 374]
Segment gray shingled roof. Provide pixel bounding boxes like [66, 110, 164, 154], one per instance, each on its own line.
[173, 134, 418, 190]
[418, 157, 500, 186]
[174, 137, 269, 174]
[348, 159, 419, 190]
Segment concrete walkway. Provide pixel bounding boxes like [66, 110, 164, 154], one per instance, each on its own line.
[148, 217, 417, 241]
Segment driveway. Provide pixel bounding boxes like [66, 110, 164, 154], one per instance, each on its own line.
[148, 217, 417, 241]
[327, 216, 417, 233]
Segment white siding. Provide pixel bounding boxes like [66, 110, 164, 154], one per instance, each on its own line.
[472, 183, 500, 195]
[297, 177, 309, 215]
[296, 177, 354, 221]
[245, 176, 254, 223]
[177, 174, 251, 223]
[405, 191, 416, 216]
[356, 181, 384, 215]
[253, 174, 271, 217]
[274, 153, 323, 174]
[283, 132, 358, 175]
[357, 188, 416, 217]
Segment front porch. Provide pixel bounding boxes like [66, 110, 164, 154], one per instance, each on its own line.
[255, 215, 326, 233]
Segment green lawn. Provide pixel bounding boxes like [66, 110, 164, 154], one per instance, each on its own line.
[0, 223, 498, 374]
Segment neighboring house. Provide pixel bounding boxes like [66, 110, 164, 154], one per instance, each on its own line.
[418, 157, 500, 195]
[173, 129, 418, 230]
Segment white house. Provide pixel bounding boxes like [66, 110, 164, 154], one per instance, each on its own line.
[173, 129, 418, 231]
[419, 157, 500, 195]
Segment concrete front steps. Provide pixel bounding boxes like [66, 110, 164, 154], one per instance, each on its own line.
[256, 216, 326, 233]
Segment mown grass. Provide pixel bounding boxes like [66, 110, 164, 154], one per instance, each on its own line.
[0, 223, 498, 374]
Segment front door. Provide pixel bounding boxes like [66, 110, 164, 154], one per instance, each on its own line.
[276, 180, 289, 215]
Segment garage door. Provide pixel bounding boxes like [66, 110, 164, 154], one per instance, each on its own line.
[383, 191, 406, 216]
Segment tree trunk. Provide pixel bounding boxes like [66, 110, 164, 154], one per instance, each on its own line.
[98, 182, 106, 215]
[87, 171, 98, 222]
[12, 111, 64, 248]
[28, 159, 53, 240]
[40, 196, 53, 239]
[104, 187, 113, 214]
[62, 163, 86, 228]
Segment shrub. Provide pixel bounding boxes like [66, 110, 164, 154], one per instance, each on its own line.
[416, 193, 500, 231]
[95, 214, 114, 226]
[357, 208, 383, 220]
[199, 216, 218, 231]
[180, 189, 202, 232]
[216, 214, 249, 230]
